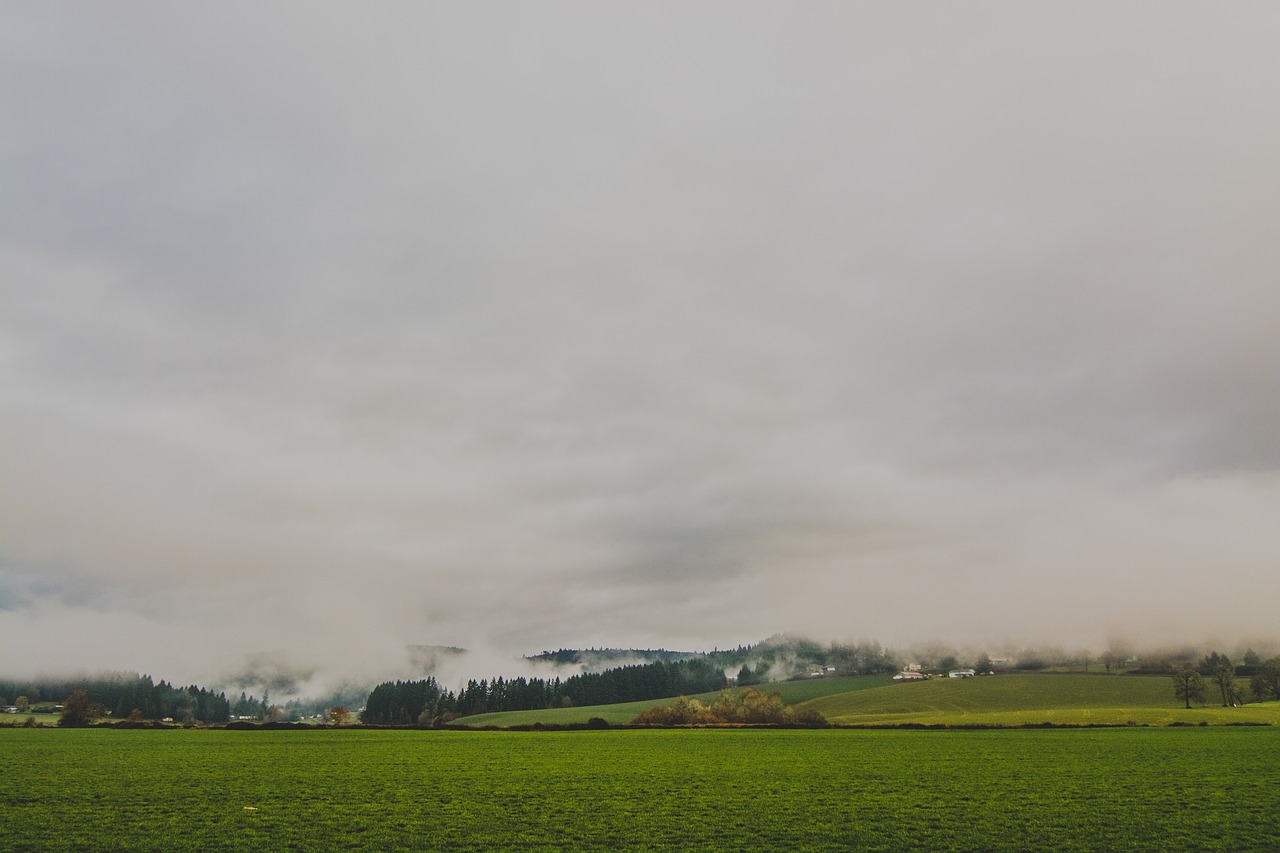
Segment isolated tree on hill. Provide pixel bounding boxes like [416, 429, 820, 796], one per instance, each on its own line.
[1251, 658, 1280, 702]
[1209, 658, 1239, 707]
[15, 695, 29, 713]
[1172, 668, 1205, 710]
[736, 664, 756, 686]
[974, 654, 993, 674]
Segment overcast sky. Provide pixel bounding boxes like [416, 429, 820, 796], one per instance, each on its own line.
[3, 2, 1278, 688]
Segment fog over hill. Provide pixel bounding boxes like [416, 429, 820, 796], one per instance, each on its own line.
[3, 3, 1279, 687]
[213, 644, 695, 700]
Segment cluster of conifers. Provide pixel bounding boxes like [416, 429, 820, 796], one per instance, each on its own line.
[361, 657, 728, 725]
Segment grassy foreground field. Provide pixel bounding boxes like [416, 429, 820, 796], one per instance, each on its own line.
[2, 727, 1278, 851]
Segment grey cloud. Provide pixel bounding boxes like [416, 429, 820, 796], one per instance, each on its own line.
[0, 561, 147, 614]
[3, 2, 1279, 685]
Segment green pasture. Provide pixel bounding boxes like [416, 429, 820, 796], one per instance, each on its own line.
[2, 727, 1277, 851]
[756, 673, 890, 703]
[798, 674, 1280, 726]
[0, 712, 60, 726]
[458, 672, 1280, 729]
[458, 673, 888, 727]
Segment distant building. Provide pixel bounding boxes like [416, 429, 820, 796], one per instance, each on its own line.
[948, 669, 976, 678]
[892, 672, 927, 682]
[904, 662, 922, 672]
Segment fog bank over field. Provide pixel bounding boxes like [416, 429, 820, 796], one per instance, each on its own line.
[3, 3, 1279, 687]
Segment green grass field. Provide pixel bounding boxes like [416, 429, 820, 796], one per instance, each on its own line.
[458, 673, 1280, 728]
[458, 674, 889, 727]
[2, 727, 1277, 851]
[798, 674, 1280, 726]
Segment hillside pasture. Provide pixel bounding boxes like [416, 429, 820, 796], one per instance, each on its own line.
[798, 674, 1280, 726]
[457, 673, 888, 727]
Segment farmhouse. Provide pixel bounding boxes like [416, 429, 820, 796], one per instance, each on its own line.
[948, 669, 976, 678]
[892, 672, 926, 682]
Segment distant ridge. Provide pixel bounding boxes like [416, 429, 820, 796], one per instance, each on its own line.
[406, 645, 467, 672]
[528, 648, 697, 669]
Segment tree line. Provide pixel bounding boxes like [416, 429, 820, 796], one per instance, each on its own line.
[1172, 651, 1280, 709]
[362, 657, 728, 725]
[1, 675, 234, 725]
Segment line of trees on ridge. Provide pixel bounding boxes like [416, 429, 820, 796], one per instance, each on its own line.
[1172, 651, 1280, 709]
[0, 675, 234, 726]
[362, 657, 728, 725]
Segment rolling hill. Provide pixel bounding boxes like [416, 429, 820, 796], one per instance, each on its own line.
[455, 673, 1280, 728]
[796, 673, 1280, 726]
[454, 674, 890, 727]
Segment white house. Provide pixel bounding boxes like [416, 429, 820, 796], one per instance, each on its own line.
[948, 669, 976, 678]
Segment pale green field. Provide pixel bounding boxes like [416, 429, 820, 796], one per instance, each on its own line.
[798, 674, 1280, 726]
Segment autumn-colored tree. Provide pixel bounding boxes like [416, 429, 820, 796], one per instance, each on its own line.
[631, 689, 826, 727]
[631, 696, 718, 726]
[328, 706, 350, 726]
[710, 688, 789, 724]
[58, 689, 98, 727]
